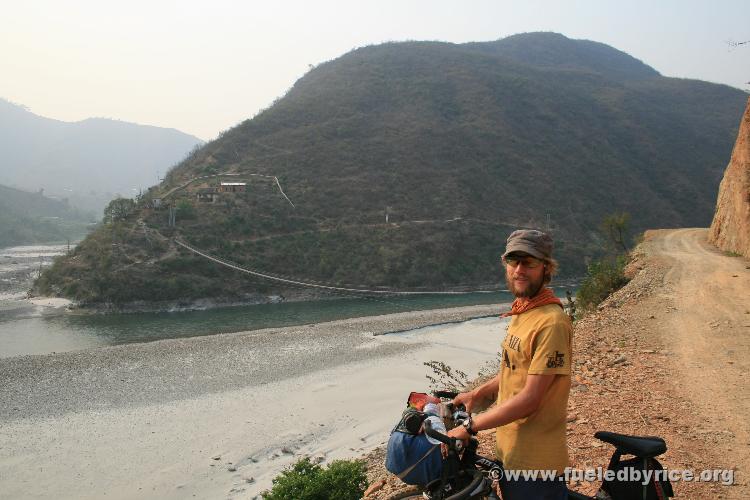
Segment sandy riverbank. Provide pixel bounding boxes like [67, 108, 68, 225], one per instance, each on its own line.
[0, 303, 507, 499]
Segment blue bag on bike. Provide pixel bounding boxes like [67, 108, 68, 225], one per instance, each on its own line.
[385, 406, 445, 485]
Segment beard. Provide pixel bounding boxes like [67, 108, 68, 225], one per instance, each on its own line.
[506, 270, 545, 298]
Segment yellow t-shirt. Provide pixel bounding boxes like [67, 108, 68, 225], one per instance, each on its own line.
[495, 303, 572, 473]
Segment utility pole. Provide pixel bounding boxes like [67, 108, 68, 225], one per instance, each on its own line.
[168, 204, 176, 227]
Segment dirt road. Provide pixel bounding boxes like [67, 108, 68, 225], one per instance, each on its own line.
[646, 228, 750, 482]
[568, 227, 750, 498]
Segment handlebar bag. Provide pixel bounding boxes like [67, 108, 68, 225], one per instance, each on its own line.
[407, 392, 441, 410]
[385, 429, 443, 485]
[385, 407, 443, 485]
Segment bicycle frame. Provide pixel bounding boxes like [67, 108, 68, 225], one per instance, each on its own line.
[409, 392, 672, 500]
[423, 420, 671, 500]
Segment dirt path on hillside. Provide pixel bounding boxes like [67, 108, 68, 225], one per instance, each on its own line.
[647, 228, 750, 481]
[364, 228, 750, 499]
[564, 228, 750, 499]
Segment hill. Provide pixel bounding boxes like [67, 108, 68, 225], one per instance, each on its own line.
[35, 33, 749, 306]
[0, 184, 93, 247]
[0, 98, 203, 213]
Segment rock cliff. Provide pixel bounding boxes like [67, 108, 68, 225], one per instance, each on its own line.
[709, 97, 750, 257]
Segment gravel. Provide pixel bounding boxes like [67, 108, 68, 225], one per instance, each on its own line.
[0, 304, 504, 421]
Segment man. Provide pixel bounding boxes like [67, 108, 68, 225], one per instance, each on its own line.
[448, 229, 572, 500]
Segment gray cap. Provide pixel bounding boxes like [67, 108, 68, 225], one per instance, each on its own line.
[502, 229, 553, 260]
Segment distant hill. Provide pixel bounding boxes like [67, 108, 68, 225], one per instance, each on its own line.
[0, 184, 93, 247]
[36, 33, 749, 305]
[0, 99, 203, 213]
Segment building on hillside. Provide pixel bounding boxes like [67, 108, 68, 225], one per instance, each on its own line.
[196, 187, 220, 203]
[152, 198, 163, 208]
[219, 182, 247, 193]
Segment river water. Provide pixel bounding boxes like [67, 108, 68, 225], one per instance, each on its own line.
[0, 244, 521, 358]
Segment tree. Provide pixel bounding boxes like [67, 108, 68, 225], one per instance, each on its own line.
[176, 199, 196, 219]
[577, 212, 634, 313]
[103, 198, 136, 223]
[601, 212, 631, 253]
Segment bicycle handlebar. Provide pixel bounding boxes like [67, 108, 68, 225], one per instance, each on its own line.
[422, 418, 491, 499]
[423, 419, 457, 447]
[433, 390, 459, 400]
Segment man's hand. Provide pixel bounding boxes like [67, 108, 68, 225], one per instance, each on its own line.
[447, 425, 470, 442]
[443, 426, 470, 458]
[453, 374, 500, 414]
[453, 374, 500, 413]
[452, 390, 477, 413]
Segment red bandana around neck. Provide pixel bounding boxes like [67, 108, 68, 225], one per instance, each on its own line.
[501, 287, 563, 317]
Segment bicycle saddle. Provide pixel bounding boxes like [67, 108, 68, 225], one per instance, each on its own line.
[594, 431, 667, 458]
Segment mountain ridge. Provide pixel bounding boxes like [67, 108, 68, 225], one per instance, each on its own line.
[35, 33, 749, 305]
[468, 32, 660, 79]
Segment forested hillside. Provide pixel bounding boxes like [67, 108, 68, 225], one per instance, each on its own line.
[0, 184, 93, 247]
[35, 33, 748, 305]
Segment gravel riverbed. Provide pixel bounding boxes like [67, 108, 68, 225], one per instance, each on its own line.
[0, 303, 506, 499]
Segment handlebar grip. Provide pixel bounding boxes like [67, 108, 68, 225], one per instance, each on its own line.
[423, 419, 456, 446]
[433, 390, 459, 400]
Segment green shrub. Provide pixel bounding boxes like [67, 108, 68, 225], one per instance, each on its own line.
[103, 198, 136, 223]
[176, 200, 196, 219]
[576, 255, 629, 312]
[261, 458, 368, 500]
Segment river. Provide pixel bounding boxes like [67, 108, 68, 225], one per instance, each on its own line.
[0, 244, 524, 358]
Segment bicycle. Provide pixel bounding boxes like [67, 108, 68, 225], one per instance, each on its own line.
[391, 391, 674, 500]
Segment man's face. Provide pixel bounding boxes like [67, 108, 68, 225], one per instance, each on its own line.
[504, 253, 546, 298]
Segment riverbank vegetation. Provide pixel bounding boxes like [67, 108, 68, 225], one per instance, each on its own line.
[576, 212, 634, 313]
[262, 458, 367, 500]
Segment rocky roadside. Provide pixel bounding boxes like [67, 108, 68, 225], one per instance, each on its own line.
[362, 246, 744, 499]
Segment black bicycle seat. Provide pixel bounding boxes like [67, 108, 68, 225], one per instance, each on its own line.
[594, 431, 667, 458]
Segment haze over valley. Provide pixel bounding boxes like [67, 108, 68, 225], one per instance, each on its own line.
[0, 98, 202, 215]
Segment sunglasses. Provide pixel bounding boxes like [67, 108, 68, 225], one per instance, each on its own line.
[503, 255, 544, 269]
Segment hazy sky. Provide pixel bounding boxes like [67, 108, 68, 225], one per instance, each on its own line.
[1, 0, 748, 141]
